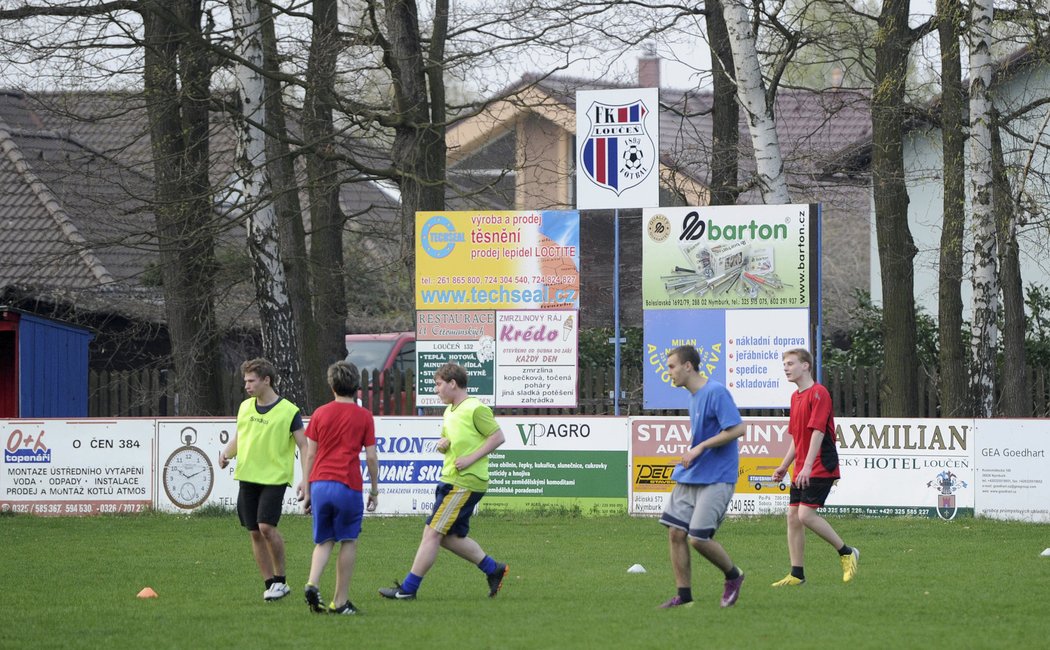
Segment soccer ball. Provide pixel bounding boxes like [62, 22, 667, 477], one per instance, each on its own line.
[622, 143, 645, 171]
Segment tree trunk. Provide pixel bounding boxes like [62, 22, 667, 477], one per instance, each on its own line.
[705, 0, 740, 206]
[304, 0, 351, 380]
[720, 0, 790, 204]
[259, 5, 325, 411]
[230, 0, 307, 407]
[992, 110, 1027, 416]
[967, 0, 998, 417]
[384, 0, 447, 294]
[141, 0, 225, 415]
[871, 0, 919, 416]
[935, 0, 969, 416]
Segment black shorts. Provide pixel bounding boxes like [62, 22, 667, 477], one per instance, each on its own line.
[788, 477, 837, 508]
[426, 482, 485, 538]
[237, 481, 287, 530]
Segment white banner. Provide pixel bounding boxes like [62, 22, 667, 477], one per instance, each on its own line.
[575, 88, 660, 209]
[368, 416, 444, 515]
[1, 419, 154, 515]
[828, 418, 975, 519]
[628, 417, 793, 516]
[973, 419, 1050, 522]
[155, 419, 309, 514]
[4, 416, 1048, 522]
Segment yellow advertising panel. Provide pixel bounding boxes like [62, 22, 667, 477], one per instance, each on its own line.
[415, 210, 580, 311]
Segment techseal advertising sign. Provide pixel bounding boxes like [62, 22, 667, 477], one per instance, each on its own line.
[415, 210, 580, 311]
[575, 88, 659, 209]
[827, 418, 975, 519]
[973, 419, 1050, 522]
[415, 210, 580, 408]
[1, 420, 153, 515]
[483, 417, 628, 516]
[641, 204, 817, 410]
[629, 417, 793, 516]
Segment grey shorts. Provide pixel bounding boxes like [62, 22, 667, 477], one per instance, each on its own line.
[659, 482, 735, 541]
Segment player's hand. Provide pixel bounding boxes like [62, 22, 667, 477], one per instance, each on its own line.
[436, 438, 450, 453]
[301, 496, 311, 515]
[366, 492, 378, 512]
[218, 451, 229, 469]
[771, 466, 787, 482]
[794, 466, 812, 488]
[454, 455, 474, 471]
[680, 447, 700, 469]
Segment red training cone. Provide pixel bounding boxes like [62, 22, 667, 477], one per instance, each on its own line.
[137, 587, 158, 599]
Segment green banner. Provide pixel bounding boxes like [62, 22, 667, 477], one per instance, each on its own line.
[481, 449, 628, 515]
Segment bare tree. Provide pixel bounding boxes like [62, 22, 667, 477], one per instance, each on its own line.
[705, 0, 740, 205]
[870, 0, 931, 416]
[967, 0, 997, 417]
[230, 0, 307, 408]
[303, 0, 349, 379]
[992, 109, 1028, 416]
[721, 0, 790, 203]
[935, 0, 969, 416]
[0, 1, 228, 415]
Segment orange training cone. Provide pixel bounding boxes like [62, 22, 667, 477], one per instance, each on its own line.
[137, 587, 158, 599]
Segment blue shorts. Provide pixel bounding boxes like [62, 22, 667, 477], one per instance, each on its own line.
[310, 481, 364, 543]
[426, 482, 484, 537]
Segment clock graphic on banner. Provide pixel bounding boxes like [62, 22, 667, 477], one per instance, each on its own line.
[162, 427, 214, 510]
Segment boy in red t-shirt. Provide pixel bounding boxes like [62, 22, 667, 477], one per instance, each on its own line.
[301, 361, 379, 614]
[771, 348, 859, 586]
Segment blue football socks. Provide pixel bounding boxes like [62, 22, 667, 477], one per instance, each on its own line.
[402, 572, 423, 594]
[477, 555, 497, 574]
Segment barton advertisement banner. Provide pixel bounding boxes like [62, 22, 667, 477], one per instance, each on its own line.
[642, 204, 813, 311]
[641, 204, 818, 410]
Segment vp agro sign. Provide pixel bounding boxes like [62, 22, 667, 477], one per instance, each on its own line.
[515, 422, 590, 447]
[484, 417, 628, 516]
[501, 417, 627, 452]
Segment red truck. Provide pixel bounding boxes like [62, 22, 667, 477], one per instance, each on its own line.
[344, 332, 416, 413]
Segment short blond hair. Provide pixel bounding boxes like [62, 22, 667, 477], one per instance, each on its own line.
[782, 348, 813, 368]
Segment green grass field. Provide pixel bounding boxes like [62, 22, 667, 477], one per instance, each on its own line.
[2, 511, 1046, 648]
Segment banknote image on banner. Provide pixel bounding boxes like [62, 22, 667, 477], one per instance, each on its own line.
[642, 205, 812, 310]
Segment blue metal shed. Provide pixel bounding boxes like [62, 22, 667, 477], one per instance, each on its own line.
[0, 308, 94, 418]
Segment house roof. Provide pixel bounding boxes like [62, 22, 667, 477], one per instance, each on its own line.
[16, 89, 402, 221]
[447, 73, 873, 204]
[0, 93, 158, 308]
[0, 89, 405, 330]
